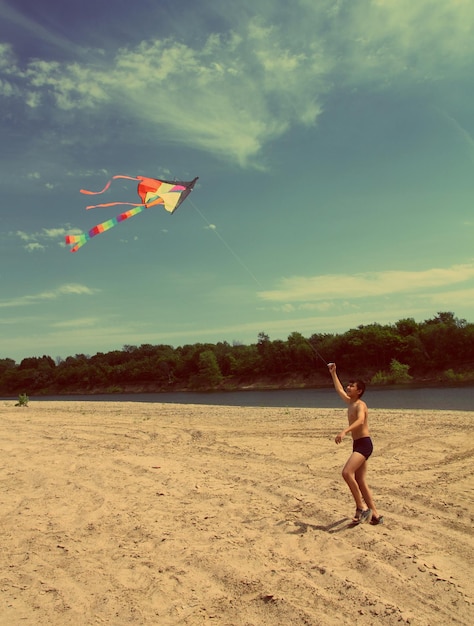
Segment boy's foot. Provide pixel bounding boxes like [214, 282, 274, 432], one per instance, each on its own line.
[370, 515, 384, 525]
[351, 508, 371, 524]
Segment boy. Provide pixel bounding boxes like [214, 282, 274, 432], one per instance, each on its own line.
[328, 362, 383, 525]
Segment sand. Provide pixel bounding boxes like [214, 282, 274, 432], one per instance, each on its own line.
[0, 400, 472, 625]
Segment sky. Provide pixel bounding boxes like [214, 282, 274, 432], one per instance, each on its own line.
[1, 0, 473, 364]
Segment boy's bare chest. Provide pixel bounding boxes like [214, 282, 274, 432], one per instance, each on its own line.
[347, 401, 366, 423]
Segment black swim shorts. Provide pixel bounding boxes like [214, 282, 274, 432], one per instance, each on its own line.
[353, 436, 373, 460]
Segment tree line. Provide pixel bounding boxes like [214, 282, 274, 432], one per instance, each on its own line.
[1, 311, 473, 396]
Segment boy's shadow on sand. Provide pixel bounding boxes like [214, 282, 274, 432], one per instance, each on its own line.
[288, 518, 356, 534]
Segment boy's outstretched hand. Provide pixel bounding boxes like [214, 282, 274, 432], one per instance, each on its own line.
[335, 430, 346, 444]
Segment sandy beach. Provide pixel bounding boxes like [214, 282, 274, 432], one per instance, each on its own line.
[1, 401, 472, 625]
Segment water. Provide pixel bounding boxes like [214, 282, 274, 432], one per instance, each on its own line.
[7, 386, 473, 411]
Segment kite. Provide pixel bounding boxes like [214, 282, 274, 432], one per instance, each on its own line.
[65, 174, 198, 252]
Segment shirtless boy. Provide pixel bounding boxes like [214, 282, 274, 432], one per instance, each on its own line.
[328, 362, 383, 525]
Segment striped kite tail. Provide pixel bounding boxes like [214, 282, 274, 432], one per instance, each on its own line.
[65, 205, 146, 252]
[65, 233, 89, 253]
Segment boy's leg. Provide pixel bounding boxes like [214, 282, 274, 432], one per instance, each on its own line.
[355, 461, 380, 519]
[342, 452, 367, 512]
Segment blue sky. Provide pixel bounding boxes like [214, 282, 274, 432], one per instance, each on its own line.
[1, 0, 473, 363]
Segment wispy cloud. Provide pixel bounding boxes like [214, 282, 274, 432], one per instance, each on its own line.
[0, 0, 83, 55]
[13, 227, 77, 250]
[2, 1, 472, 166]
[333, 0, 474, 86]
[11, 32, 326, 166]
[0, 283, 100, 308]
[24, 242, 45, 253]
[51, 317, 101, 329]
[258, 264, 474, 303]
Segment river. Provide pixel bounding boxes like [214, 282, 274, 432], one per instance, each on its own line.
[7, 386, 473, 411]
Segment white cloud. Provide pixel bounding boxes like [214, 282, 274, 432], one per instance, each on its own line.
[52, 317, 100, 329]
[328, 0, 474, 85]
[25, 242, 45, 253]
[0, 41, 15, 70]
[0, 77, 17, 96]
[56, 284, 99, 296]
[42, 227, 71, 238]
[15, 230, 33, 242]
[1, 1, 473, 166]
[0, 14, 329, 165]
[258, 263, 474, 302]
[13, 227, 77, 251]
[0, 284, 100, 308]
[425, 287, 474, 308]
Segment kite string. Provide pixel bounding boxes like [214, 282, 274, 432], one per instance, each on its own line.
[189, 199, 263, 288]
[188, 198, 328, 366]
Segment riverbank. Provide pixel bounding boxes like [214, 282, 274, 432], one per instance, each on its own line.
[4, 383, 474, 411]
[1, 401, 472, 625]
[2, 364, 474, 399]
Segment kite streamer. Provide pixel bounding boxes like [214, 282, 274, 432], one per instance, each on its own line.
[65, 174, 198, 252]
[65, 206, 146, 252]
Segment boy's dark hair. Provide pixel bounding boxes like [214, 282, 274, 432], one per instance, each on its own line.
[350, 379, 366, 398]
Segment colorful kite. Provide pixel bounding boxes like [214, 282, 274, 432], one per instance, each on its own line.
[65, 174, 198, 252]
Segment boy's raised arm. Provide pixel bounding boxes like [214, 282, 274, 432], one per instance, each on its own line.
[328, 363, 350, 403]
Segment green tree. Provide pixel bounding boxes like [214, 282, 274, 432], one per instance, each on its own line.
[0, 358, 16, 375]
[287, 332, 314, 374]
[371, 359, 412, 385]
[190, 350, 223, 389]
[419, 312, 469, 370]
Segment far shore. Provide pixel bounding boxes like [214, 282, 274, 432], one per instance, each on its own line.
[3, 375, 474, 400]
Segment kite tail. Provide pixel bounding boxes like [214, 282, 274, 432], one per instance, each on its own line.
[65, 206, 146, 252]
[85, 201, 147, 210]
[65, 233, 89, 253]
[80, 174, 139, 196]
